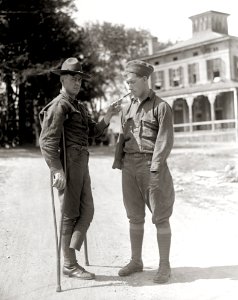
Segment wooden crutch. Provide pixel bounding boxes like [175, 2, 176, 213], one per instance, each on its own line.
[50, 127, 89, 292]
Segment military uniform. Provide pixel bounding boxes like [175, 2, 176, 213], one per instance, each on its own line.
[113, 89, 174, 225]
[113, 59, 175, 283]
[39, 91, 108, 250]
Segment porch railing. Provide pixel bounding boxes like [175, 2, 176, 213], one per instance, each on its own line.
[173, 119, 236, 132]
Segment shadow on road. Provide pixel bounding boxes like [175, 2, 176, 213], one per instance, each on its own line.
[7, 266, 238, 298]
[170, 265, 238, 283]
[63, 264, 238, 291]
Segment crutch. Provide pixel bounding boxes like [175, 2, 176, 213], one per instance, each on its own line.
[50, 173, 64, 292]
[50, 128, 89, 292]
[84, 235, 89, 266]
[50, 127, 67, 293]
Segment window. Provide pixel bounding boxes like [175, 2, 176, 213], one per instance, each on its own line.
[234, 56, 238, 79]
[169, 67, 184, 87]
[206, 58, 224, 81]
[152, 71, 164, 90]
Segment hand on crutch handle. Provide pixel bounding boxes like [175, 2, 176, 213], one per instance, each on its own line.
[52, 169, 66, 190]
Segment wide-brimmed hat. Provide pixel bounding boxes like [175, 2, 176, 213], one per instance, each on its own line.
[51, 57, 91, 79]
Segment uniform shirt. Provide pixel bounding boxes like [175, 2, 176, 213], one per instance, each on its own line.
[113, 89, 174, 172]
[39, 91, 108, 173]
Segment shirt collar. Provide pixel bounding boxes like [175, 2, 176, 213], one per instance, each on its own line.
[131, 89, 154, 104]
[60, 90, 77, 104]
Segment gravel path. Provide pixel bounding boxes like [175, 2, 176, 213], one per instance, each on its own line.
[0, 144, 238, 300]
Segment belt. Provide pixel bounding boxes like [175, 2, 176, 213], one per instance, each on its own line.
[68, 145, 88, 151]
[125, 152, 153, 157]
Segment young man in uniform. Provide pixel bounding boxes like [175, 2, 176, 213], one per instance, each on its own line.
[112, 60, 175, 284]
[39, 57, 118, 280]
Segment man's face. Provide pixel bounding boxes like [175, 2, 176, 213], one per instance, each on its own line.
[62, 74, 82, 97]
[124, 72, 147, 99]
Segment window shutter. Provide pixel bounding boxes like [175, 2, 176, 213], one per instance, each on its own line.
[206, 60, 213, 80]
[169, 69, 173, 86]
[179, 66, 184, 85]
[188, 64, 193, 83]
[159, 71, 164, 88]
[196, 63, 200, 82]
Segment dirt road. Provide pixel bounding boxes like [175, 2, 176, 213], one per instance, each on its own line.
[0, 144, 238, 300]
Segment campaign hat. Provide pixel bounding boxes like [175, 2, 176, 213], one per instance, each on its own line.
[51, 57, 90, 79]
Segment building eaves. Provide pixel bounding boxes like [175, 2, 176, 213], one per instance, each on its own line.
[157, 80, 238, 98]
[141, 33, 238, 60]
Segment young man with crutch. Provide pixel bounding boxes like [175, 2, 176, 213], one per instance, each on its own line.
[39, 57, 118, 283]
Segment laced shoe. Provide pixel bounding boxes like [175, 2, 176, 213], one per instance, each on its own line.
[63, 263, 95, 280]
[118, 260, 143, 277]
[153, 262, 171, 284]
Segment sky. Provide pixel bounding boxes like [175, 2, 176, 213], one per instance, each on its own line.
[73, 0, 238, 42]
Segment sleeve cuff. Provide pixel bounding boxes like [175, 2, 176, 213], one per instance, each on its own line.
[112, 160, 122, 170]
[45, 159, 63, 174]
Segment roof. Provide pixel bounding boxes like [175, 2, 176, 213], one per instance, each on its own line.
[141, 32, 238, 60]
[159, 32, 228, 53]
[189, 10, 230, 19]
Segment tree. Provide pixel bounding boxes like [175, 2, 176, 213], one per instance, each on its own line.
[0, 0, 86, 145]
[80, 22, 172, 118]
[0, 1, 173, 146]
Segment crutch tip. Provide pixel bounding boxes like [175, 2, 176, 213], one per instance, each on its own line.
[85, 262, 89, 266]
[56, 286, 61, 292]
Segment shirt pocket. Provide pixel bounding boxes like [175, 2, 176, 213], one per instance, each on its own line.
[140, 119, 158, 141]
[70, 111, 82, 122]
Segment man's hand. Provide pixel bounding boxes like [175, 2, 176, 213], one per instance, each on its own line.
[52, 169, 66, 190]
[104, 101, 122, 124]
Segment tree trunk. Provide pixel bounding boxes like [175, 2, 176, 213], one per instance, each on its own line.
[18, 83, 27, 145]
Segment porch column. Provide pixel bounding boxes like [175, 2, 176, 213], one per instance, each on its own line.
[233, 88, 238, 143]
[207, 92, 217, 131]
[186, 96, 194, 132]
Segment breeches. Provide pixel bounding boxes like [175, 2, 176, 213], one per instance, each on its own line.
[122, 154, 174, 225]
[59, 147, 94, 226]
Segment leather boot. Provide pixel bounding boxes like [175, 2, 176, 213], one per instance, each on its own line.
[63, 263, 95, 280]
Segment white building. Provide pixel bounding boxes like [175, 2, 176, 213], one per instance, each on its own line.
[142, 10, 238, 142]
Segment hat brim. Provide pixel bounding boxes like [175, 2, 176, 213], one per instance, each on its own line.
[51, 69, 91, 79]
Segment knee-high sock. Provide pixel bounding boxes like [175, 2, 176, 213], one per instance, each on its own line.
[130, 223, 144, 263]
[156, 223, 171, 265]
